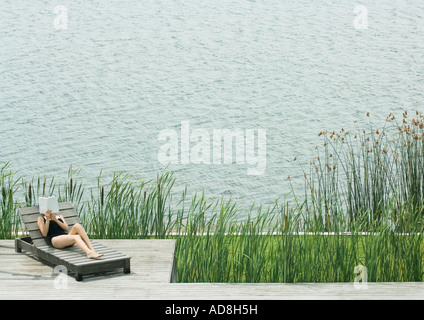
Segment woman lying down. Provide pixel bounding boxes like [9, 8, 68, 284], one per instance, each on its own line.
[37, 209, 103, 259]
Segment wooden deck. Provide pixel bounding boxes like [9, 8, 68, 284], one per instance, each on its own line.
[1, 239, 424, 300]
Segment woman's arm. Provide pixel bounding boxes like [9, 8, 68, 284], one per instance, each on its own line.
[37, 210, 51, 237]
[51, 214, 69, 232]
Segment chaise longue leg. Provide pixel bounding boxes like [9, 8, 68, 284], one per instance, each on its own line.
[15, 239, 22, 253]
[124, 259, 130, 274]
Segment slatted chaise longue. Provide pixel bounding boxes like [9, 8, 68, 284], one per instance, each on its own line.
[15, 201, 131, 281]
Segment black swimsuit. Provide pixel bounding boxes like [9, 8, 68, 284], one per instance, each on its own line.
[44, 217, 67, 240]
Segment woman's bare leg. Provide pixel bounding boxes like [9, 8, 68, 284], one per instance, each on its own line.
[68, 223, 103, 258]
[52, 234, 91, 255]
[52, 224, 103, 258]
[68, 223, 94, 251]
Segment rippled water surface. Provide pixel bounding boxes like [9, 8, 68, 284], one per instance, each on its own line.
[1, 0, 424, 206]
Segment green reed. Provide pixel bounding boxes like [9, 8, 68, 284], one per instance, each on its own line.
[174, 197, 424, 283]
[0, 161, 20, 239]
[81, 169, 177, 239]
[304, 111, 424, 231]
[1, 160, 423, 283]
[2, 111, 424, 282]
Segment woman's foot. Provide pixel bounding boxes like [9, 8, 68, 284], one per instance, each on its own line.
[87, 250, 104, 259]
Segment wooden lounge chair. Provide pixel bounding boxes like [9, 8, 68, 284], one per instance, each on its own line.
[15, 201, 131, 281]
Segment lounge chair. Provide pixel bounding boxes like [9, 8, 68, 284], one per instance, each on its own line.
[15, 201, 131, 281]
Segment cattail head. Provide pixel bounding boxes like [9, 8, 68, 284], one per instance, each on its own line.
[101, 185, 104, 206]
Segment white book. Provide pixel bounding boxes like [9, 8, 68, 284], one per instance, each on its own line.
[39, 196, 59, 214]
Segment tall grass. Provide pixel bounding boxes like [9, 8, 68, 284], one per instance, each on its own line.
[303, 111, 424, 231]
[2, 111, 424, 282]
[0, 161, 19, 239]
[174, 197, 424, 283]
[82, 170, 176, 239]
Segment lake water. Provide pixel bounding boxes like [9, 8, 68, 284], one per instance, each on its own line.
[1, 0, 424, 207]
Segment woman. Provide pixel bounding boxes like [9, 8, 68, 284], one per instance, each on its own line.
[37, 209, 103, 259]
